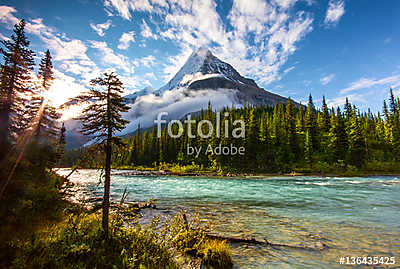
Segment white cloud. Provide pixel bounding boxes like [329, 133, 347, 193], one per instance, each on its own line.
[145, 72, 156, 80]
[320, 73, 335, 85]
[140, 19, 158, 39]
[324, 0, 345, 26]
[326, 93, 367, 108]
[101, 0, 315, 88]
[90, 19, 112, 36]
[283, 66, 295, 74]
[340, 75, 400, 95]
[121, 87, 239, 135]
[155, 0, 314, 86]
[0, 8, 92, 64]
[0, 6, 19, 26]
[139, 55, 156, 67]
[104, 0, 155, 20]
[46, 37, 90, 61]
[89, 40, 132, 73]
[117, 31, 135, 49]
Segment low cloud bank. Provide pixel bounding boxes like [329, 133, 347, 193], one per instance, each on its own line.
[120, 87, 240, 136]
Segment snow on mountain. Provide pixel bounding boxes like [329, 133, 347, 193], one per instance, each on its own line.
[155, 47, 257, 94]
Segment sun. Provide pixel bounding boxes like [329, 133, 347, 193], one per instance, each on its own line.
[42, 78, 88, 120]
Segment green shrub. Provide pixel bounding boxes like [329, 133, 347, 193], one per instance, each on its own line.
[160, 211, 207, 255]
[200, 239, 233, 269]
[160, 211, 233, 268]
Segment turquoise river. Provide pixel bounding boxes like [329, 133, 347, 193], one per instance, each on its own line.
[57, 169, 400, 268]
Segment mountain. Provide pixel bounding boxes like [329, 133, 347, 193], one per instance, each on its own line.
[65, 47, 297, 148]
[153, 47, 293, 107]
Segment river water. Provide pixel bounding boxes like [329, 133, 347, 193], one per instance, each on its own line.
[56, 169, 400, 268]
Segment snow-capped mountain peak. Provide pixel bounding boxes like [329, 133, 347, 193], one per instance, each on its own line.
[156, 47, 257, 94]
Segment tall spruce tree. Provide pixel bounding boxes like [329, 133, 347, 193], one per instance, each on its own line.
[388, 89, 400, 160]
[0, 20, 35, 167]
[348, 109, 366, 167]
[285, 99, 297, 162]
[304, 94, 317, 166]
[321, 96, 330, 133]
[56, 122, 66, 163]
[329, 107, 347, 162]
[71, 72, 130, 235]
[28, 50, 59, 140]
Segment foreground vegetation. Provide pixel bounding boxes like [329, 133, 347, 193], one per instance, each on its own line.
[7, 204, 232, 269]
[0, 19, 232, 268]
[0, 169, 233, 268]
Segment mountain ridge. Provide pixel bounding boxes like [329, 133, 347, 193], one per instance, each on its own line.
[152, 47, 296, 107]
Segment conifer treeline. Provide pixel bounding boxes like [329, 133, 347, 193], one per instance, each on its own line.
[69, 91, 400, 173]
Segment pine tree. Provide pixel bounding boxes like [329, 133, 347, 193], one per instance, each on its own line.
[56, 122, 66, 163]
[329, 107, 347, 162]
[72, 72, 130, 236]
[0, 20, 35, 166]
[258, 112, 273, 170]
[321, 96, 330, 133]
[348, 109, 366, 167]
[285, 99, 297, 162]
[304, 94, 317, 166]
[30, 50, 59, 140]
[388, 89, 400, 160]
[245, 107, 258, 169]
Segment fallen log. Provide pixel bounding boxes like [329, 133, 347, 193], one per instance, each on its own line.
[206, 234, 329, 251]
[65, 167, 78, 179]
[206, 234, 266, 245]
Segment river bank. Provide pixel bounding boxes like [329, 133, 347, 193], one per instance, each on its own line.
[108, 168, 400, 178]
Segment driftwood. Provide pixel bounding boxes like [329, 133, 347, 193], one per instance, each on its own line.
[206, 234, 329, 251]
[87, 199, 157, 215]
[65, 167, 78, 179]
[207, 234, 267, 245]
[177, 213, 328, 252]
[119, 187, 129, 205]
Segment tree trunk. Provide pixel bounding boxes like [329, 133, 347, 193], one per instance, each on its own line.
[102, 134, 112, 236]
[102, 84, 112, 236]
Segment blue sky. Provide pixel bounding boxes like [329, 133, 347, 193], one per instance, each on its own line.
[0, 0, 399, 112]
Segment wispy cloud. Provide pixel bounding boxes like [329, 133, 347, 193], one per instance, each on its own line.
[326, 93, 368, 108]
[320, 73, 335, 85]
[340, 74, 400, 95]
[139, 55, 156, 67]
[283, 66, 295, 75]
[90, 19, 112, 37]
[89, 40, 133, 73]
[117, 31, 135, 50]
[0, 6, 19, 26]
[104, 0, 154, 20]
[140, 19, 158, 39]
[324, 0, 345, 26]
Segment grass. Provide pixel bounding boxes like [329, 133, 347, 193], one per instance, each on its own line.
[201, 239, 233, 269]
[11, 212, 177, 269]
[0, 170, 233, 269]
